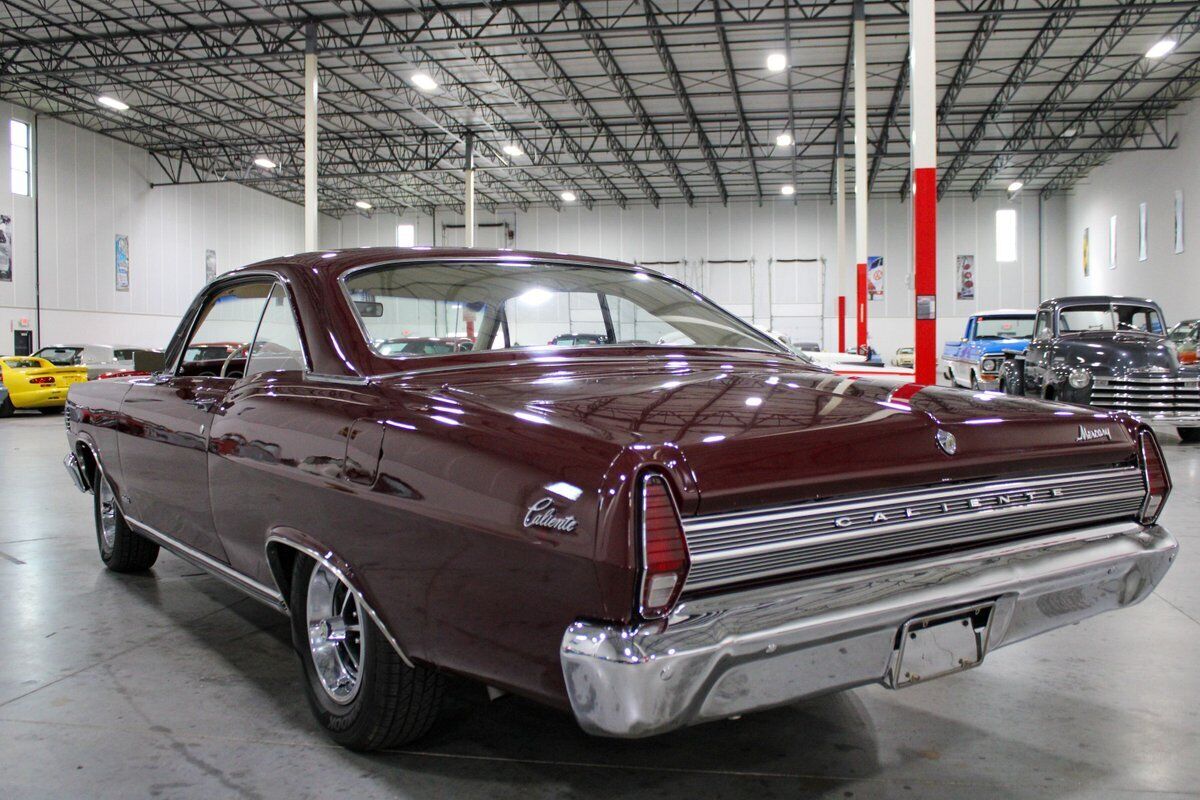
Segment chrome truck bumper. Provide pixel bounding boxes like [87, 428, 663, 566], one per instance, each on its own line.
[560, 521, 1177, 738]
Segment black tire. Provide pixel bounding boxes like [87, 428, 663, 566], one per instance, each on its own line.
[39, 406, 64, 415]
[1178, 428, 1200, 443]
[0, 397, 13, 418]
[93, 470, 160, 572]
[290, 555, 443, 751]
[970, 371, 982, 391]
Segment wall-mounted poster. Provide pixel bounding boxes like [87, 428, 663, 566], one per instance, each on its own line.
[0, 214, 12, 282]
[115, 234, 130, 291]
[866, 256, 884, 299]
[1082, 227, 1090, 277]
[1175, 190, 1185, 254]
[1139, 202, 1148, 262]
[1108, 215, 1117, 270]
[205, 249, 217, 282]
[956, 254, 975, 300]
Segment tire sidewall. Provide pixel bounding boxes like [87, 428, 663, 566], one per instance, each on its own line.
[93, 474, 116, 563]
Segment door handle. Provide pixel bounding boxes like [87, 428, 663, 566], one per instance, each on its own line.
[186, 396, 219, 412]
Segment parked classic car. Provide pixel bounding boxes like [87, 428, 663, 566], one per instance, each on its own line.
[376, 336, 474, 356]
[1168, 318, 1198, 365]
[942, 309, 1036, 389]
[34, 343, 164, 380]
[0, 356, 88, 416]
[1000, 296, 1200, 441]
[63, 248, 1177, 751]
[892, 346, 915, 367]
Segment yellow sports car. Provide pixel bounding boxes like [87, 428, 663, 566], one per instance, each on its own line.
[0, 356, 89, 417]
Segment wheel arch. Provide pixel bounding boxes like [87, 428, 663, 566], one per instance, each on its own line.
[264, 528, 415, 668]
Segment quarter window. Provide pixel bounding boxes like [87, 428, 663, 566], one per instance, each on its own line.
[245, 284, 307, 375]
[178, 282, 273, 378]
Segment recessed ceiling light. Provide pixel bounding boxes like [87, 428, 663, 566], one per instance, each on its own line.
[502, 144, 523, 157]
[560, 190, 577, 203]
[780, 184, 796, 196]
[1063, 127, 1078, 138]
[1146, 39, 1177, 59]
[96, 95, 129, 111]
[253, 157, 277, 170]
[411, 71, 438, 92]
[1007, 180, 1024, 193]
[766, 52, 788, 72]
[354, 200, 373, 210]
[775, 132, 793, 147]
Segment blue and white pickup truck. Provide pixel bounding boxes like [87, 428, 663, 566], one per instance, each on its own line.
[942, 309, 1037, 389]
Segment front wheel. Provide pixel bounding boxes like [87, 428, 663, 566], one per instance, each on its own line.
[94, 470, 159, 572]
[290, 556, 443, 751]
[970, 371, 982, 391]
[1178, 428, 1200, 443]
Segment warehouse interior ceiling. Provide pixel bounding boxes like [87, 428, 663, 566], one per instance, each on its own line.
[3, 0, 1200, 217]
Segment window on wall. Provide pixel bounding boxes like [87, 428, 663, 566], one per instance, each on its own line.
[10, 119, 32, 196]
[396, 223, 415, 247]
[995, 209, 1017, 262]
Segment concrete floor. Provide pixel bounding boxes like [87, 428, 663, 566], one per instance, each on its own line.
[1, 411, 1198, 800]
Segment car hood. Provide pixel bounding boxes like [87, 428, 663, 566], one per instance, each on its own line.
[384, 352, 1140, 514]
[1056, 331, 1180, 374]
[975, 339, 1030, 354]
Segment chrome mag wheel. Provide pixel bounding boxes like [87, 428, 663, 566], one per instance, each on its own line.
[98, 476, 118, 551]
[306, 564, 365, 705]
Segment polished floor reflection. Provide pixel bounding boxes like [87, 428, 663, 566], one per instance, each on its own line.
[2, 412, 1198, 799]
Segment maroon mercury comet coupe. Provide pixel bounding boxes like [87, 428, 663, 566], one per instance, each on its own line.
[63, 248, 1177, 751]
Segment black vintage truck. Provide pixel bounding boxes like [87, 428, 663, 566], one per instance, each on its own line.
[1000, 295, 1200, 442]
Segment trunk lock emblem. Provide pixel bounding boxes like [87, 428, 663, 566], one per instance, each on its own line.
[936, 429, 958, 455]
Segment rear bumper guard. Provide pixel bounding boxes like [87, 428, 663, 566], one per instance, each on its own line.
[561, 521, 1177, 738]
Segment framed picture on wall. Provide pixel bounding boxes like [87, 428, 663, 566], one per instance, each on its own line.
[1082, 227, 1090, 277]
[0, 214, 12, 282]
[1139, 202, 1148, 262]
[1175, 190, 1185, 254]
[956, 255, 975, 300]
[115, 234, 130, 291]
[867, 256, 884, 299]
[1108, 215, 1117, 270]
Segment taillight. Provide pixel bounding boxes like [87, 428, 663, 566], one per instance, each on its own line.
[1138, 429, 1171, 524]
[638, 474, 690, 620]
[30, 376, 55, 385]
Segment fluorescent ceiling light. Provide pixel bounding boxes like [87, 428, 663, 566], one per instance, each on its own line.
[766, 52, 788, 72]
[1007, 180, 1024, 193]
[780, 184, 796, 196]
[560, 190, 577, 203]
[354, 200, 373, 210]
[253, 157, 277, 170]
[1063, 127, 1078, 138]
[775, 132, 793, 147]
[502, 144, 523, 157]
[1146, 39, 1177, 59]
[411, 71, 438, 92]
[96, 95, 129, 111]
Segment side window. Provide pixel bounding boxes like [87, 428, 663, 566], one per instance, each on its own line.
[178, 282, 273, 378]
[246, 284, 307, 376]
[1033, 311, 1052, 340]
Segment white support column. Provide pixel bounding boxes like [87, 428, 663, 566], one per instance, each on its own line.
[303, 24, 319, 251]
[835, 152, 846, 352]
[464, 133, 475, 248]
[853, 0, 868, 351]
[910, 0, 938, 385]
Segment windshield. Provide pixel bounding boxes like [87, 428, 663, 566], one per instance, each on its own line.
[974, 317, 1035, 339]
[1058, 304, 1165, 334]
[33, 346, 82, 365]
[343, 261, 785, 358]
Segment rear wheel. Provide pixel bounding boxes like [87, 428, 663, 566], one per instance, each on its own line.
[1178, 428, 1200, 443]
[39, 406, 64, 416]
[94, 469, 159, 572]
[290, 556, 443, 751]
[0, 397, 13, 418]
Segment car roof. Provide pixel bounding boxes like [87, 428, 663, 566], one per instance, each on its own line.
[1039, 295, 1160, 310]
[972, 308, 1036, 317]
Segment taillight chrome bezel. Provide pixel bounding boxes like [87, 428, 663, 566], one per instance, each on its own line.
[636, 472, 690, 621]
[1137, 428, 1171, 524]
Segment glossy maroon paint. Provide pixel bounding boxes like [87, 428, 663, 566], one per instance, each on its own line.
[65, 247, 1147, 710]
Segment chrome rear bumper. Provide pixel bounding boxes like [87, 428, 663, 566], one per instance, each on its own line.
[561, 521, 1176, 738]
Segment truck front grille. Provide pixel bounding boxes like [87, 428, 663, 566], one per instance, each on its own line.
[1090, 375, 1200, 417]
[682, 467, 1145, 592]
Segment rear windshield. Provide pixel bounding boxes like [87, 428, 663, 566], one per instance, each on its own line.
[34, 347, 82, 365]
[343, 260, 783, 358]
[1059, 304, 1164, 334]
[2, 359, 42, 369]
[974, 317, 1035, 339]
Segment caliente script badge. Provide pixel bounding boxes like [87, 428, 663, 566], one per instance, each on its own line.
[523, 497, 579, 533]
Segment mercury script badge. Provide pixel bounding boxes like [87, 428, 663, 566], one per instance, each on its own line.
[1076, 425, 1112, 443]
[523, 497, 579, 533]
[936, 429, 957, 455]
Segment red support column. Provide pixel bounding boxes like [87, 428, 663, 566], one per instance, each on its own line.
[856, 263, 867, 351]
[910, 0, 938, 385]
[837, 295, 846, 352]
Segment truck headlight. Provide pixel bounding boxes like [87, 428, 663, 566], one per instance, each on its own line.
[981, 358, 999, 373]
[1068, 368, 1091, 389]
